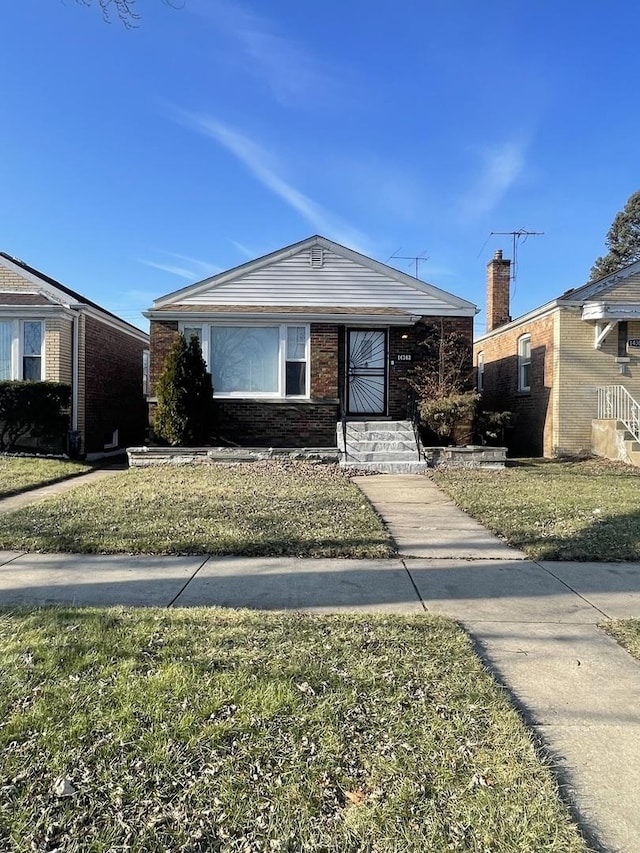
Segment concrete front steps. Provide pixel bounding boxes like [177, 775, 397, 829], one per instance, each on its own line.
[337, 420, 429, 473]
[591, 419, 640, 467]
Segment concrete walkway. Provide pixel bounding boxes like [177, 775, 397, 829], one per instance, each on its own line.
[1, 471, 640, 850]
[0, 465, 124, 514]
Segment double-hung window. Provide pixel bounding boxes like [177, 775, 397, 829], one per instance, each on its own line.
[518, 334, 531, 392]
[285, 326, 307, 396]
[182, 323, 309, 398]
[0, 319, 43, 381]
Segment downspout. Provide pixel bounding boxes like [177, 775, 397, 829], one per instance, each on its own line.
[71, 310, 79, 432]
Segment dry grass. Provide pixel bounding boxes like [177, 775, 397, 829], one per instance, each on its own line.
[433, 457, 640, 560]
[601, 618, 640, 660]
[0, 461, 392, 558]
[0, 607, 587, 852]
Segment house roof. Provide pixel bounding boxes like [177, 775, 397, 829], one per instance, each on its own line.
[0, 251, 148, 341]
[475, 257, 640, 343]
[0, 293, 52, 306]
[557, 258, 640, 303]
[150, 235, 477, 318]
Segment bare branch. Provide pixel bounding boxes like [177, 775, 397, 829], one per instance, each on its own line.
[74, 0, 183, 28]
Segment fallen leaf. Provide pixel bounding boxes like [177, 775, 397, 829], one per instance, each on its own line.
[469, 772, 493, 789]
[53, 776, 76, 797]
[344, 789, 366, 806]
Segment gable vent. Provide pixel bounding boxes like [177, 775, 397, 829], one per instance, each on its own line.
[310, 246, 324, 268]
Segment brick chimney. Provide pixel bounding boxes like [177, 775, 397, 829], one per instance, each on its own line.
[486, 249, 511, 331]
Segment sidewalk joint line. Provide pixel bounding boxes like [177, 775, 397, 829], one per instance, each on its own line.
[534, 561, 611, 620]
[401, 559, 427, 612]
[167, 555, 211, 608]
[0, 551, 28, 568]
[399, 555, 529, 561]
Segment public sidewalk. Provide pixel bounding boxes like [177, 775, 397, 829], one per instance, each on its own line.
[1, 471, 640, 850]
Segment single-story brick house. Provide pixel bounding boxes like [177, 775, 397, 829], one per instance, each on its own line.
[146, 235, 477, 447]
[0, 251, 149, 458]
[474, 250, 640, 457]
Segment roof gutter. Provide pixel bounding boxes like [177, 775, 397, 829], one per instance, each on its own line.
[144, 310, 424, 326]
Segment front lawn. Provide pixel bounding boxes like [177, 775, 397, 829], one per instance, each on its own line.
[602, 618, 640, 660]
[0, 462, 392, 558]
[0, 607, 587, 852]
[433, 457, 640, 561]
[0, 456, 92, 500]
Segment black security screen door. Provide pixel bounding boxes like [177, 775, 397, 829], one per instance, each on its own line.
[347, 329, 386, 414]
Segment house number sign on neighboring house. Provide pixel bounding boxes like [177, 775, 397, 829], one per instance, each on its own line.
[627, 339, 640, 350]
[397, 354, 412, 361]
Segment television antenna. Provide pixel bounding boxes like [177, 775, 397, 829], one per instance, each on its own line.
[388, 248, 430, 279]
[490, 228, 544, 294]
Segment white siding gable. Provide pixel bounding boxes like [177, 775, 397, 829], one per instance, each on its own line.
[154, 239, 476, 318]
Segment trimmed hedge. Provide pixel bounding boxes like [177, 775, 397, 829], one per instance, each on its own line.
[0, 381, 71, 452]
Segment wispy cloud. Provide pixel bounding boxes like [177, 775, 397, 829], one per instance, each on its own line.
[230, 239, 257, 259]
[457, 137, 528, 219]
[190, 0, 340, 107]
[171, 108, 371, 253]
[138, 252, 222, 281]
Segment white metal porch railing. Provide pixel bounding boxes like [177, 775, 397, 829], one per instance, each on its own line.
[597, 385, 640, 443]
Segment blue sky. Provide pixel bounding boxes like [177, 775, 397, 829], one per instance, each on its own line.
[2, 0, 639, 333]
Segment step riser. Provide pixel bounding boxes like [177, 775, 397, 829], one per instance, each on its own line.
[342, 421, 412, 433]
[344, 430, 415, 442]
[343, 461, 430, 474]
[342, 451, 420, 463]
[339, 440, 418, 453]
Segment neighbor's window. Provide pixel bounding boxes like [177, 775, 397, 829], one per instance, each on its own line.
[0, 319, 43, 381]
[142, 349, 150, 396]
[0, 321, 11, 380]
[22, 321, 42, 381]
[518, 334, 531, 392]
[477, 351, 484, 391]
[203, 324, 309, 398]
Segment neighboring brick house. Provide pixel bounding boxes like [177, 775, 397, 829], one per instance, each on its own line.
[474, 250, 640, 457]
[146, 235, 477, 447]
[0, 252, 149, 457]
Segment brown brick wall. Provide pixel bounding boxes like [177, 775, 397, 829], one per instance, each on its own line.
[388, 317, 474, 419]
[83, 315, 147, 453]
[213, 400, 338, 446]
[310, 324, 338, 399]
[486, 252, 511, 332]
[150, 319, 179, 394]
[475, 312, 555, 456]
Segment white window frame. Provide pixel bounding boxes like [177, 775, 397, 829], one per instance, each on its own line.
[476, 351, 484, 392]
[0, 318, 45, 382]
[518, 334, 531, 392]
[142, 349, 150, 397]
[179, 322, 310, 400]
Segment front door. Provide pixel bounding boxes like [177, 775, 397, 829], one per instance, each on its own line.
[347, 329, 387, 414]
